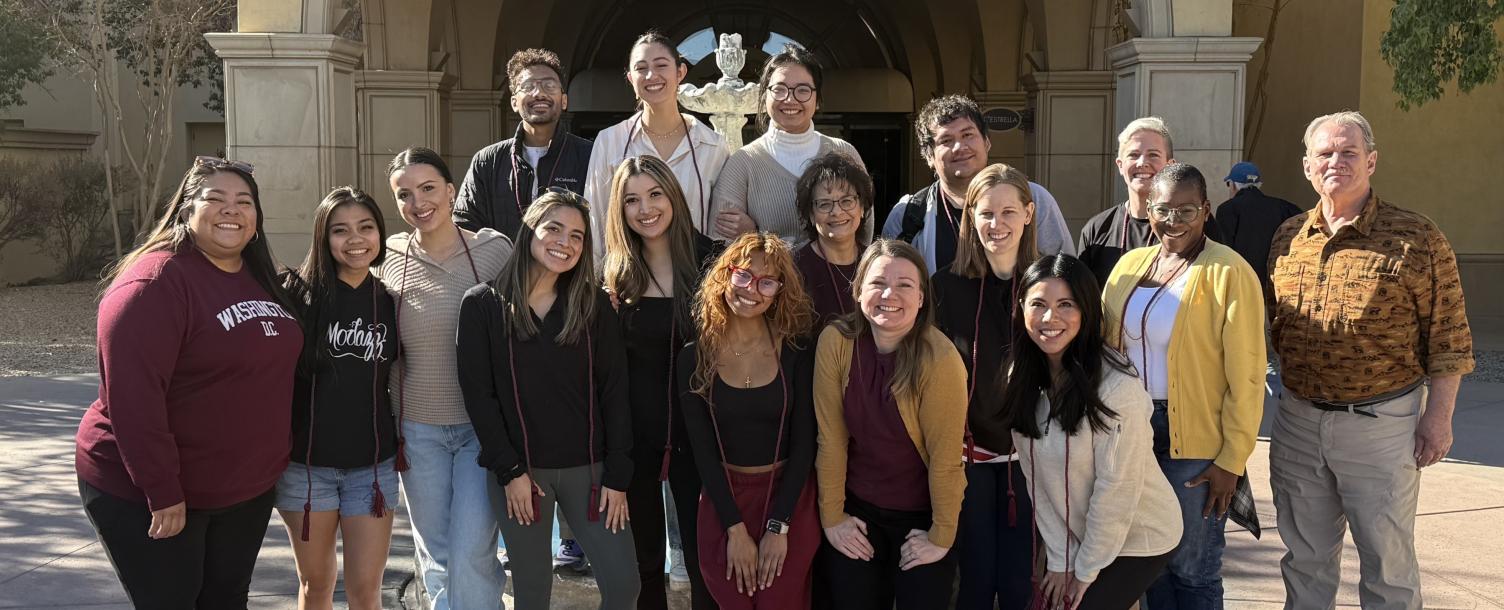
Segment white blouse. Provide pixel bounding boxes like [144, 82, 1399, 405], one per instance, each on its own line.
[583, 112, 730, 257]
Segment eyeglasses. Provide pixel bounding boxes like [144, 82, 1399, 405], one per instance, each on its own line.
[1147, 204, 1204, 223]
[767, 84, 816, 103]
[515, 78, 561, 96]
[728, 265, 783, 297]
[813, 195, 860, 215]
[195, 156, 255, 175]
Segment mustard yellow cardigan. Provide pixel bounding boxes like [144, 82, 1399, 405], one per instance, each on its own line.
[1101, 241, 1266, 475]
[813, 324, 968, 547]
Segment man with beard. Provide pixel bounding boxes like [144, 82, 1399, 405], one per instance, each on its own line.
[454, 48, 593, 240]
[1077, 117, 1222, 285]
[881, 94, 1074, 275]
[452, 47, 597, 575]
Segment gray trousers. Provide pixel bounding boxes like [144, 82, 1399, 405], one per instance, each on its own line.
[1269, 388, 1425, 610]
[493, 465, 640, 609]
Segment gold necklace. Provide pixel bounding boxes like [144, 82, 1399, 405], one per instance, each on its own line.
[641, 122, 684, 138]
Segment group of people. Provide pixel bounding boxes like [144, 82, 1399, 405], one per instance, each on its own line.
[75, 28, 1472, 610]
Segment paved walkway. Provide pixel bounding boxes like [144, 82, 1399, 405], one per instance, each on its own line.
[1, 374, 1500, 609]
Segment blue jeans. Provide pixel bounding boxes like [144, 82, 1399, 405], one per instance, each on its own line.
[1146, 401, 1226, 610]
[399, 421, 505, 610]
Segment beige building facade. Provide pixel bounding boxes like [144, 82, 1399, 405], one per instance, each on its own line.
[2, 0, 1499, 333]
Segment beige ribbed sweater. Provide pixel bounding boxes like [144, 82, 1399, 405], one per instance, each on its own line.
[377, 228, 512, 425]
[709, 131, 867, 248]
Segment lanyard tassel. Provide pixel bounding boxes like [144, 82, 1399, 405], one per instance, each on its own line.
[587, 484, 601, 522]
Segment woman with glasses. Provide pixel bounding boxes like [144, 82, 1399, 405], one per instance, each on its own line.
[1100, 163, 1264, 609]
[813, 239, 968, 609]
[709, 44, 867, 247]
[601, 155, 722, 609]
[585, 30, 730, 256]
[930, 164, 1039, 610]
[792, 152, 875, 333]
[380, 148, 513, 609]
[677, 233, 819, 609]
[77, 158, 303, 608]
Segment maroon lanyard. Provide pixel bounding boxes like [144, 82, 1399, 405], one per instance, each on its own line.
[624, 113, 707, 227]
[704, 350, 790, 527]
[510, 142, 564, 218]
[508, 323, 603, 521]
[392, 225, 481, 471]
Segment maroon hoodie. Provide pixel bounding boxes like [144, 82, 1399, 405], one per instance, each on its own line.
[76, 248, 302, 511]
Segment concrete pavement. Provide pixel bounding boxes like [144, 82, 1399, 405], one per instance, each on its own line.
[2, 374, 1500, 609]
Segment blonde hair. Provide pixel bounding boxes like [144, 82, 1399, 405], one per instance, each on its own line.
[1303, 110, 1376, 154]
[831, 239, 935, 403]
[953, 164, 1039, 280]
[1117, 116, 1174, 158]
[690, 233, 813, 396]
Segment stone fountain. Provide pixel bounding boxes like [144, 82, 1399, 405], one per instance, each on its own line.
[678, 33, 759, 150]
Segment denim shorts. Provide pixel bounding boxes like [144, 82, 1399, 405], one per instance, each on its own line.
[275, 457, 399, 517]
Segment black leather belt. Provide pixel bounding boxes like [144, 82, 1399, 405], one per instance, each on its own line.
[1308, 400, 1380, 418]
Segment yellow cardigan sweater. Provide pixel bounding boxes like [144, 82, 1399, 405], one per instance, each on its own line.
[1101, 241, 1266, 476]
[813, 324, 968, 548]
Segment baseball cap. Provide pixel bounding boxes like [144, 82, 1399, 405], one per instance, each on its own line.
[1224, 161, 1261, 183]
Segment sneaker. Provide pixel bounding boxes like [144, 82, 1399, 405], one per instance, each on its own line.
[668, 547, 690, 591]
[553, 538, 588, 572]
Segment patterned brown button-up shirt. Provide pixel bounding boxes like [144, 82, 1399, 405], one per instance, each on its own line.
[1268, 193, 1473, 403]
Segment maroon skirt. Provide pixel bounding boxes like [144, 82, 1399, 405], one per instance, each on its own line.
[697, 466, 821, 610]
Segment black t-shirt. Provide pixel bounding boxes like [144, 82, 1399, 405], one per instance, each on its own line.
[932, 190, 963, 273]
[676, 342, 816, 530]
[932, 266, 1016, 454]
[291, 275, 399, 468]
[1076, 202, 1223, 287]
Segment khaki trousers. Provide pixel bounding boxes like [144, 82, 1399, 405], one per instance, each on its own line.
[1269, 389, 1424, 610]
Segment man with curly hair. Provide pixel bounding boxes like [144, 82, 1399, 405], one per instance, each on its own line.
[454, 48, 594, 240]
[881, 94, 1073, 275]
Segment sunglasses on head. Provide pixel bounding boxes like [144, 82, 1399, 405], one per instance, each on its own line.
[194, 156, 255, 175]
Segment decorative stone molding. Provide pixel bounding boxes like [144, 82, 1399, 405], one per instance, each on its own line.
[1107, 36, 1261, 204]
[205, 32, 365, 263]
[1021, 71, 1116, 224]
[355, 70, 457, 223]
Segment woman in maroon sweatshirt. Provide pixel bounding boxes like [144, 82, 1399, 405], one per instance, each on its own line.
[75, 158, 304, 608]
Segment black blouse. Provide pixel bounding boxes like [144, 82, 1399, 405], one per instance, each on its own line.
[676, 341, 816, 531]
[932, 265, 1017, 455]
[456, 285, 633, 491]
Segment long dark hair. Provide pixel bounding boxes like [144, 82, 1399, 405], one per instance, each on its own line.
[601, 155, 699, 332]
[978, 255, 1131, 446]
[386, 146, 456, 185]
[494, 189, 598, 344]
[283, 187, 388, 371]
[103, 159, 298, 320]
[830, 239, 935, 404]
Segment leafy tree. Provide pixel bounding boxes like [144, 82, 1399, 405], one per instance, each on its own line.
[1381, 0, 1504, 110]
[20, 0, 235, 257]
[0, 1, 54, 112]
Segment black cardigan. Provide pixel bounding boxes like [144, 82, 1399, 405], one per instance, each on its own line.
[457, 285, 633, 491]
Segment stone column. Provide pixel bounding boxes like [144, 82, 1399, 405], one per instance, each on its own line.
[1107, 37, 1262, 205]
[972, 90, 1029, 170]
[448, 89, 508, 178]
[1021, 71, 1116, 228]
[205, 33, 363, 264]
[354, 70, 456, 222]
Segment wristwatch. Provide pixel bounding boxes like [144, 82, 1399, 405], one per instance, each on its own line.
[765, 518, 790, 535]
